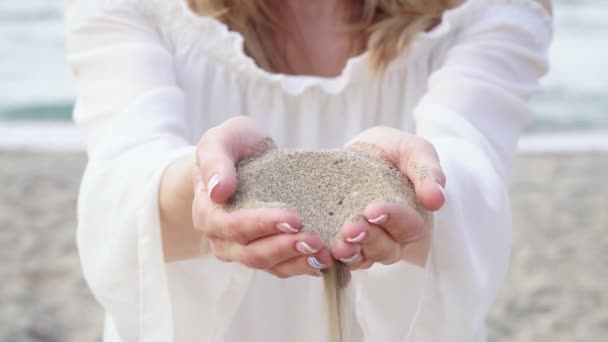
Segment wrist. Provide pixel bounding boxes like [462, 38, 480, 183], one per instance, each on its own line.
[159, 154, 202, 262]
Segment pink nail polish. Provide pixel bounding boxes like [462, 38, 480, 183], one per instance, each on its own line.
[368, 214, 388, 225]
[207, 174, 220, 197]
[296, 242, 319, 254]
[339, 253, 360, 264]
[345, 231, 367, 243]
[277, 222, 299, 234]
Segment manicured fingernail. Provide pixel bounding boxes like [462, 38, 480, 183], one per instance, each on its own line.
[296, 242, 319, 254]
[368, 214, 388, 225]
[345, 231, 367, 243]
[437, 182, 446, 201]
[307, 256, 327, 270]
[207, 174, 220, 197]
[277, 222, 299, 234]
[339, 253, 360, 264]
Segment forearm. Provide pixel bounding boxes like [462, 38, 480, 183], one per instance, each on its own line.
[159, 154, 203, 262]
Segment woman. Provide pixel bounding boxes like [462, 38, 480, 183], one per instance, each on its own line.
[65, 0, 553, 341]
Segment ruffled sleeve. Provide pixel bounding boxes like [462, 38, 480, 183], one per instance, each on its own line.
[66, 1, 195, 341]
[415, 0, 552, 340]
[355, 1, 552, 341]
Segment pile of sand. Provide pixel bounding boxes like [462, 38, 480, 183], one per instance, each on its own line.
[225, 140, 425, 247]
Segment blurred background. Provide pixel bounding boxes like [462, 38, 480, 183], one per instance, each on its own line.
[0, 0, 606, 341]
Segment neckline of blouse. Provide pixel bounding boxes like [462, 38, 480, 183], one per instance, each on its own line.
[154, 0, 550, 94]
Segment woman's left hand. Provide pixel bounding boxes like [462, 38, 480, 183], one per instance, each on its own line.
[330, 126, 447, 269]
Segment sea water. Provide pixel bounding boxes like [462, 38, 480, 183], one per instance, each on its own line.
[0, 0, 606, 133]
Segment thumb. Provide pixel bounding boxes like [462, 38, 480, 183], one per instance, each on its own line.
[197, 144, 238, 204]
[196, 117, 272, 204]
[403, 141, 446, 211]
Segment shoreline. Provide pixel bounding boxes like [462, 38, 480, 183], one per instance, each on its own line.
[1, 120, 607, 153]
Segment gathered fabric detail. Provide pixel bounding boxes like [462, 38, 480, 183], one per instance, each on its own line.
[120, 0, 552, 95]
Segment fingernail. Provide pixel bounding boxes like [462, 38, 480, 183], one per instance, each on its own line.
[307, 256, 327, 270]
[312, 270, 323, 277]
[207, 174, 220, 197]
[368, 214, 388, 225]
[296, 242, 319, 254]
[345, 231, 367, 243]
[339, 253, 360, 264]
[436, 182, 446, 201]
[276, 222, 299, 234]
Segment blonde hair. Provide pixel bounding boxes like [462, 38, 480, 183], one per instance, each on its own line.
[188, 0, 449, 73]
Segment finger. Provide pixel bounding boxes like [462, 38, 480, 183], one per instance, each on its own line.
[331, 239, 362, 264]
[361, 225, 401, 264]
[208, 238, 238, 263]
[199, 199, 302, 245]
[331, 219, 365, 263]
[340, 218, 401, 265]
[239, 233, 326, 270]
[270, 248, 334, 278]
[347, 254, 373, 271]
[346, 130, 446, 211]
[196, 117, 273, 204]
[403, 140, 446, 211]
[194, 186, 301, 243]
[364, 201, 426, 244]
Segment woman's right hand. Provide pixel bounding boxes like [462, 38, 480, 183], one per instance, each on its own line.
[193, 116, 333, 278]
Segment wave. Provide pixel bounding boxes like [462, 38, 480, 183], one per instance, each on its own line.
[0, 103, 73, 121]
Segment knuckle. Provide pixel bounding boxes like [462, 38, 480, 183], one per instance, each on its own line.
[234, 233, 250, 246]
[241, 251, 266, 269]
[391, 226, 411, 243]
[274, 270, 290, 279]
[361, 261, 374, 270]
[201, 213, 219, 237]
[201, 126, 223, 144]
[222, 217, 247, 244]
[214, 253, 231, 263]
[229, 227, 249, 245]
[269, 238, 291, 259]
[252, 215, 271, 236]
[380, 249, 401, 265]
[209, 240, 231, 263]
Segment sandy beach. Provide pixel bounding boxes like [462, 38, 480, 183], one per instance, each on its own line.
[0, 150, 606, 341]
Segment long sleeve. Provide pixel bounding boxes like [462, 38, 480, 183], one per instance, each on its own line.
[66, 1, 195, 341]
[354, 1, 552, 341]
[414, 1, 552, 340]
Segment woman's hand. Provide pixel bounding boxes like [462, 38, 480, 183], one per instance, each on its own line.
[330, 126, 446, 269]
[192, 116, 333, 278]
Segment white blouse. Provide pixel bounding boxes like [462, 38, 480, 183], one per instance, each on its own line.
[65, 0, 552, 341]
